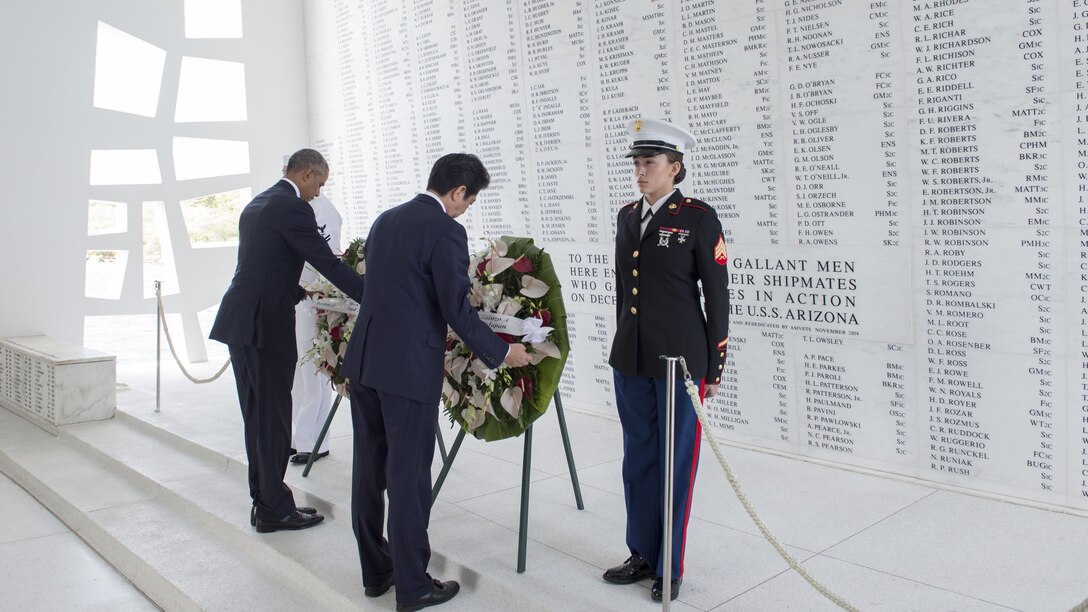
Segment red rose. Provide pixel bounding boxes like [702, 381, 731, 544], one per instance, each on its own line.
[330, 325, 342, 341]
[532, 309, 552, 326]
[496, 332, 517, 343]
[446, 336, 454, 351]
[512, 255, 535, 273]
[515, 376, 533, 397]
[476, 260, 488, 278]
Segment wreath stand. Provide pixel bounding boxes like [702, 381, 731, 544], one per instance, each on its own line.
[302, 389, 585, 572]
[431, 389, 585, 573]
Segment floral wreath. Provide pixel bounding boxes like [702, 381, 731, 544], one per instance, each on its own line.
[442, 236, 569, 441]
[305, 237, 365, 397]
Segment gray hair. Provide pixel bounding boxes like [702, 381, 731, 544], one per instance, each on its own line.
[285, 149, 329, 175]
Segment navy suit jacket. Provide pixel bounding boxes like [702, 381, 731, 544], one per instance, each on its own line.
[340, 194, 507, 404]
[210, 180, 364, 360]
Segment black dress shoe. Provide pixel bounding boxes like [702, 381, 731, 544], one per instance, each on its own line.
[255, 509, 325, 533]
[651, 576, 682, 601]
[603, 553, 654, 584]
[364, 574, 395, 597]
[291, 451, 329, 464]
[251, 505, 317, 526]
[396, 577, 460, 611]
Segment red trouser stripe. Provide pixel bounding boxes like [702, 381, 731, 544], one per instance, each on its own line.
[678, 380, 705, 576]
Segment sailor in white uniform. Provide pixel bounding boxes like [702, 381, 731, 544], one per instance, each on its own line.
[288, 154, 344, 465]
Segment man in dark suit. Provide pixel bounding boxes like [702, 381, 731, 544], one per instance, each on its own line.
[210, 149, 364, 533]
[339, 153, 531, 611]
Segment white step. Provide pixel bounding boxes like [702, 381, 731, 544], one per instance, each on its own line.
[0, 408, 584, 611]
[0, 410, 361, 611]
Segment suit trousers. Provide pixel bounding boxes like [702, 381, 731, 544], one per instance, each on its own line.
[292, 301, 332, 453]
[349, 380, 437, 604]
[613, 369, 702, 581]
[228, 344, 298, 520]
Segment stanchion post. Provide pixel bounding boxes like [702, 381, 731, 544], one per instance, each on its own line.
[661, 355, 678, 610]
[155, 280, 162, 413]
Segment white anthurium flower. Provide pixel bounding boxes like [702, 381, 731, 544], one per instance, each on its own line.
[490, 238, 509, 257]
[449, 356, 469, 380]
[470, 358, 496, 383]
[500, 386, 523, 419]
[468, 255, 481, 275]
[485, 256, 517, 277]
[528, 340, 561, 365]
[471, 407, 487, 431]
[338, 342, 348, 357]
[496, 297, 521, 316]
[355, 260, 366, 274]
[468, 281, 486, 308]
[470, 387, 487, 410]
[519, 275, 549, 299]
[443, 380, 462, 408]
[482, 284, 504, 310]
[463, 405, 482, 432]
[322, 344, 338, 368]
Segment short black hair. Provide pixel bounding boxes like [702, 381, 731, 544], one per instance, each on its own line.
[427, 153, 490, 197]
[630, 149, 686, 185]
[286, 148, 329, 175]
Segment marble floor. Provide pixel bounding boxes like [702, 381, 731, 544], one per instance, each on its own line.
[0, 473, 157, 611]
[1, 313, 1087, 611]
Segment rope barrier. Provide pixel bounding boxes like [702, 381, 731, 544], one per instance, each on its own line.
[155, 288, 231, 385]
[677, 356, 859, 612]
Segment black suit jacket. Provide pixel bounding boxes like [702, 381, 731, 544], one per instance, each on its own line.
[609, 189, 730, 382]
[210, 180, 364, 359]
[340, 194, 507, 404]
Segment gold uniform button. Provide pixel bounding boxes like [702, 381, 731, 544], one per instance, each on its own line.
[719, 352, 725, 357]
[719, 364, 724, 369]
[632, 269, 639, 277]
[633, 250, 639, 258]
[630, 307, 638, 315]
[632, 288, 638, 296]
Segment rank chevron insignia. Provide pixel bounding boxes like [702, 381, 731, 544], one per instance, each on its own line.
[714, 235, 727, 265]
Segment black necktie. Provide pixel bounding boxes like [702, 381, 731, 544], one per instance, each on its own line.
[642, 206, 652, 222]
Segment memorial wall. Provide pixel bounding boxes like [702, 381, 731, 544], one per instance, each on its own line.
[304, 0, 1088, 511]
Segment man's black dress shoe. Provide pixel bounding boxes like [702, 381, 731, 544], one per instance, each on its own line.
[396, 577, 460, 611]
[364, 575, 395, 598]
[251, 505, 317, 527]
[255, 509, 324, 533]
[603, 553, 654, 584]
[290, 451, 329, 465]
[651, 576, 682, 601]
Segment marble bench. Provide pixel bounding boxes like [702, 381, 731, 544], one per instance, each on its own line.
[0, 335, 116, 434]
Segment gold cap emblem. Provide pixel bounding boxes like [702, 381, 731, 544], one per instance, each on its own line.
[634, 119, 643, 132]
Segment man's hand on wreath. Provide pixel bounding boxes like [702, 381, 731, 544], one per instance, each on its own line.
[504, 343, 532, 367]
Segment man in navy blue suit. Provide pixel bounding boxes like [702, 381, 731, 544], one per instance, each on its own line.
[339, 153, 531, 611]
[210, 149, 364, 533]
